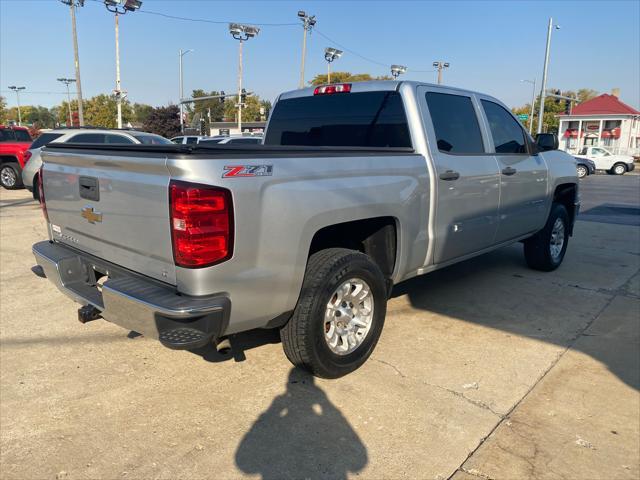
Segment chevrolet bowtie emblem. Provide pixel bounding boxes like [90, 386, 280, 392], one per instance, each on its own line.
[81, 206, 103, 224]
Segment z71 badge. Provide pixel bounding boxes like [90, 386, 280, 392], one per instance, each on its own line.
[222, 165, 273, 178]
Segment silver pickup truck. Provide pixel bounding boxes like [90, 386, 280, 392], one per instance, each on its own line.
[33, 81, 579, 378]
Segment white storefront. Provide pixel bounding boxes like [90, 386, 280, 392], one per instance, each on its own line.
[558, 92, 640, 157]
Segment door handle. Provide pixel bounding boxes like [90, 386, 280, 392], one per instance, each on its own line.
[501, 166, 517, 176]
[79, 176, 100, 201]
[439, 170, 460, 181]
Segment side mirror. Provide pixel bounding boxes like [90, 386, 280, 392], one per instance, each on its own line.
[535, 133, 559, 152]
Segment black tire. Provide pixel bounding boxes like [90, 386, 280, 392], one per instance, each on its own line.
[280, 248, 387, 378]
[576, 165, 588, 179]
[0, 163, 22, 190]
[523, 203, 570, 272]
[611, 163, 627, 175]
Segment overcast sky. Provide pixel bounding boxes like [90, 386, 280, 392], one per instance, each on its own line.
[1, 0, 639, 110]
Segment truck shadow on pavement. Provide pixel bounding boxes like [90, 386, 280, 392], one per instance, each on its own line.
[391, 243, 640, 391]
[234, 367, 368, 480]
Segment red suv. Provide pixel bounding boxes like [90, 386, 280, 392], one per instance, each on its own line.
[0, 125, 33, 189]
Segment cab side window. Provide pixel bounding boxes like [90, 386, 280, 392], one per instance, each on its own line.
[105, 134, 135, 144]
[481, 100, 527, 154]
[425, 92, 484, 154]
[67, 133, 107, 143]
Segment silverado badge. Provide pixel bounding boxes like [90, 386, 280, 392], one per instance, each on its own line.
[81, 206, 103, 224]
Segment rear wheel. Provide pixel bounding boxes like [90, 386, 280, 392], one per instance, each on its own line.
[524, 203, 569, 272]
[0, 163, 22, 190]
[280, 248, 387, 378]
[576, 165, 588, 179]
[611, 163, 627, 175]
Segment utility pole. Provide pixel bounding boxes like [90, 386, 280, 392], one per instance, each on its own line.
[179, 49, 194, 133]
[104, 1, 143, 129]
[57, 78, 76, 126]
[8, 86, 25, 125]
[229, 23, 259, 134]
[391, 65, 407, 79]
[324, 47, 343, 84]
[59, 1, 85, 125]
[521, 79, 536, 134]
[432, 61, 450, 85]
[537, 18, 560, 134]
[297, 11, 316, 89]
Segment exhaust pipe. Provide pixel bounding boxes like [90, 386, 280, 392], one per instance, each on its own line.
[214, 337, 232, 354]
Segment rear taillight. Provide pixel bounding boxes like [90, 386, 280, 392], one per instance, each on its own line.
[23, 150, 32, 165]
[37, 166, 48, 221]
[169, 180, 233, 268]
[314, 83, 352, 95]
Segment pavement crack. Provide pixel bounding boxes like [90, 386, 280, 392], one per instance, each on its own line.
[422, 381, 504, 418]
[372, 358, 407, 378]
[459, 466, 494, 479]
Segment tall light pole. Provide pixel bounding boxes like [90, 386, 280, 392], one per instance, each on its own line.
[57, 78, 76, 126]
[297, 11, 316, 89]
[179, 49, 194, 134]
[391, 65, 407, 79]
[229, 23, 259, 133]
[8, 86, 25, 125]
[521, 79, 537, 134]
[432, 61, 450, 85]
[59, 0, 85, 126]
[537, 18, 560, 134]
[104, 0, 143, 129]
[324, 47, 343, 84]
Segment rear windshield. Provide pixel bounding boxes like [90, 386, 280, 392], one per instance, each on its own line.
[0, 128, 32, 142]
[129, 132, 173, 145]
[30, 132, 64, 150]
[264, 91, 412, 148]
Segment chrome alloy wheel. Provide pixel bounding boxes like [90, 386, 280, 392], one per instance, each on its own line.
[549, 218, 565, 261]
[1, 166, 17, 188]
[324, 278, 374, 355]
[613, 164, 626, 175]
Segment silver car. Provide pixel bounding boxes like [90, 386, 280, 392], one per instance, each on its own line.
[22, 129, 171, 196]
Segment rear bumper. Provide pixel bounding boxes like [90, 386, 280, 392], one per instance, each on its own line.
[628, 162, 636, 172]
[32, 241, 230, 349]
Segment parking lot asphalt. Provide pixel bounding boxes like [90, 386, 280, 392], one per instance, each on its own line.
[1, 174, 639, 480]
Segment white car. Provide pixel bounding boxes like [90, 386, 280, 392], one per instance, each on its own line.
[21, 128, 172, 196]
[575, 146, 635, 175]
[170, 135, 208, 145]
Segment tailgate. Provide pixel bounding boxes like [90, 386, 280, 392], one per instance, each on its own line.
[41, 148, 176, 285]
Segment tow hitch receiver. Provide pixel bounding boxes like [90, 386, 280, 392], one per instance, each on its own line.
[78, 305, 102, 324]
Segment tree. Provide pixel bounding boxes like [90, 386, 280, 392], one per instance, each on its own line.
[132, 103, 154, 125]
[309, 72, 392, 86]
[223, 95, 271, 123]
[186, 89, 227, 132]
[142, 105, 180, 138]
[56, 94, 133, 128]
[0, 96, 7, 124]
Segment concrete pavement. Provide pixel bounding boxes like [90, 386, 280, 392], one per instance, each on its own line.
[1, 175, 638, 479]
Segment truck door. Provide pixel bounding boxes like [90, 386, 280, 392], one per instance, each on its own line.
[478, 99, 549, 242]
[418, 87, 501, 264]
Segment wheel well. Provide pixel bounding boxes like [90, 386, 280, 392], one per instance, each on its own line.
[0, 156, 19, 165]
[613, 162, 628, 171]
[553, 183, 577, 235]
[309, 217, 397, 279]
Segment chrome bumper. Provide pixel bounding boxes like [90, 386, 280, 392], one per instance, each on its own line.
[32, 241, 230, 349]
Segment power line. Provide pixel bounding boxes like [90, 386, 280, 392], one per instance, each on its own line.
[0, 90, 69, 95]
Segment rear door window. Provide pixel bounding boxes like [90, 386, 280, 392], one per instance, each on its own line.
[30, 133, 64, 149]
[425, 92, 484, 154]
[185, 137, 198, 144]
[0, 129, 16, 142]
[264, 91, 412, 147]
[481, 100, 527, 154]
[14, 130, 32, 142]
[105, 134, 135, 144]
[66, 133, 107, 143]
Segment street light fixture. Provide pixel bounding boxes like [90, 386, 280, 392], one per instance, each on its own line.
[390, 65, 407, 79]
[103, 0, 143, 128]
[520, 79, 537, 134]
[57, 77, 77, 126]
[324, 47, 343, 84]
[179, 49, 194, 134]
[298, 11, 317, 88]
[59, 0, 85, 125]
[7, 86, 26, 126]
[229, 23, 260, 133]
[432, 61, 450, 84]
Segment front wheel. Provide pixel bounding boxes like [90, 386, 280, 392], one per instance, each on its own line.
[0, 163, 22, 190]
[611, 163, 627, 175]
[280, 248, 387, 378]
[524, 203, 570, 272]
[576, 165, 588, 179]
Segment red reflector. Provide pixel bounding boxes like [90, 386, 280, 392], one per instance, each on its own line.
[313, 83, 352, 95]
[169, 180, 234, 268]
[38, 166, 48, 221]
